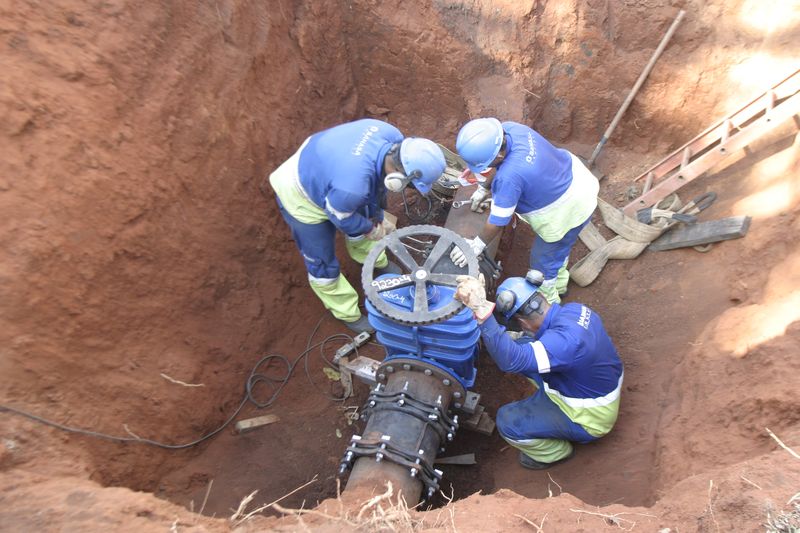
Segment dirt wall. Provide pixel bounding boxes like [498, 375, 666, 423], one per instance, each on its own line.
[1, 0, 798, 530]
[0, 0, 357, 486]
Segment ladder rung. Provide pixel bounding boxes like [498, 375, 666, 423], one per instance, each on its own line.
[643, 171, 655, 193]
[630, 69, 799, 184]
[680, 147, 692, 169]
[721, 119, 733, 144]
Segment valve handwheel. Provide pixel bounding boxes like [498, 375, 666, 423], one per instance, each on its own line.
[362, 225, 480, 325]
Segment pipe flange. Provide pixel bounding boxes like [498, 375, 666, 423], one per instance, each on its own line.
[375, 357, 466, 404]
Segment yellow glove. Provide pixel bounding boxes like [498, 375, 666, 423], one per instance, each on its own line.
[455, 274, 495, 323]
[381, 217, 396, 235]
[366, 223, 387, 241]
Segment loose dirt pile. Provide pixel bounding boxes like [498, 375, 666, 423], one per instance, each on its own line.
[1, 0, 798, 531]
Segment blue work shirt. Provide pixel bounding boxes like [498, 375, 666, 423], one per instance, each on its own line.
[298, 119, 403, 236]
[479, 303, 623, 432]
[488, 122, 575, 226]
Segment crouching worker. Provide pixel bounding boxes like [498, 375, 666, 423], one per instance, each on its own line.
[454, 274, 623, 469]
[268, 119, 446, 333]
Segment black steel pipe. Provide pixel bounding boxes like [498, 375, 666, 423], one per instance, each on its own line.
[345, 370, 453, 502]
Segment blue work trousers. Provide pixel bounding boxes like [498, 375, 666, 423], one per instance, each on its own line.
[496, 374, 596, 444]
[277, 199, 341, 281]
[529, 216, 591, 280]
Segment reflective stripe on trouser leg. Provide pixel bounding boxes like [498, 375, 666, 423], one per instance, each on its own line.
[276, 199, 361, 322]
[345, 235, 388, 268]
[530, 216, 592, 303]
[555, 257, 569, 295]
[504, 435, 574, 464]
[309, 274, 361, 322]
[496, 376, 596, 464]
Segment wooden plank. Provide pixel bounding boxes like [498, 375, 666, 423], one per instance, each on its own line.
[648, 216, 751, 251]
[623, 91, 800, 216]
[235, 414, 279, 433]
[434, 453, 476, 466]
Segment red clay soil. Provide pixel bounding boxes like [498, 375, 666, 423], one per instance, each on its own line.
[1, 0, 799, 531]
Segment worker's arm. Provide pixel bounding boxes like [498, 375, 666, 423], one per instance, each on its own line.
[470, 166, 520, 247]
[477, 222, 503, 249]
[479, 315, 579, 375]
[324, 188, 374, 237]
[478, 315, 547, 374]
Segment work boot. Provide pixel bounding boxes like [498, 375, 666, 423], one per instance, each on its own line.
[375, 261, 403, 276]
[518, 449, 574, 470]
[343, 314, 375, 334]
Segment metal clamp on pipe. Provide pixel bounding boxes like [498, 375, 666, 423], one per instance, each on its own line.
[360, 388, 460, 442]
[339, 432, 444, 499]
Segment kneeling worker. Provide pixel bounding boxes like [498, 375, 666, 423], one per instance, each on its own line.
[454, 274, 623, 469]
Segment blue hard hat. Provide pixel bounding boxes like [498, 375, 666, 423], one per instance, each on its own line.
[399, 138, 446, 194]
[456, 118, 504, 173]
[494, 277, 540, 319]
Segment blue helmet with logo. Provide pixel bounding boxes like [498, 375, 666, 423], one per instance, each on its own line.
[494, 276, 542, 319]
[399, 138, 446, 194]
[456, 118, 504, 173]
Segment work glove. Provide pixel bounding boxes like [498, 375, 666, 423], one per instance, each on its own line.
[366, 222, 387, 241]
[449, 236, 486, 268]
[455, 274, 495, 323]
[470, 185, 491, 212]
[381, 217, 396, 235]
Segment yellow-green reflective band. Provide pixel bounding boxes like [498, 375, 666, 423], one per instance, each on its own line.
[269, 139, 328, 224]
[517, 154, 598, 242]
[543, 373, 623, 437]
[309, 274, 361, 322]
[503, 435, 573, 463]
[345, 237, 388, 268]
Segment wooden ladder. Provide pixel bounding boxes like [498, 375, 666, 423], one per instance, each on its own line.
[623, 68, 800, 217]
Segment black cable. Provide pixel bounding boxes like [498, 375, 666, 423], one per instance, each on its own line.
[301, 315, 357, 402]
[401, 187, 433, 223]
[0, 321, 361, 449]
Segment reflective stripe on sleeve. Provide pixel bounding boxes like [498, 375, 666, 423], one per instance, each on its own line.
[490, 203, 517, 219]
[308, 273, 338, 285]
[324, 197, 354, 220]
[530, 340, 551, 374]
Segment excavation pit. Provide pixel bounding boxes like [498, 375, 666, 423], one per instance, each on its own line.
[1, 1, 799, 530]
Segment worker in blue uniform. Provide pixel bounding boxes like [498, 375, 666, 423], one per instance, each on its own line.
[450, 118, 599, 303]
[269, 119, 446, 333]
[454, 273, 623, 469]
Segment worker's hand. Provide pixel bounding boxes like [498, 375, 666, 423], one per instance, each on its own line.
[449, 236, 486, 268]
[470, 185, 491, 212]
[366, 222, 387, 241]
[381, 217, 396, 236]
[455, 274, 495, 323]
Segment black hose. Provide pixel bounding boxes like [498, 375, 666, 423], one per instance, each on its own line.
[0, 318, 360, 449]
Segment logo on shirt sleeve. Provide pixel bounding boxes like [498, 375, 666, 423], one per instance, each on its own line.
[525, 132, 537, 164]
[577, 305, 592, 329]
[352, 125, 380, 156]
